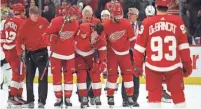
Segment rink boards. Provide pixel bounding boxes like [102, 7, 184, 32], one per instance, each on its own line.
[32, 46, 201, 84]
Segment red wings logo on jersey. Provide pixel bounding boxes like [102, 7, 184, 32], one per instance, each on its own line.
[59, 31, 74, 40]
[109, 30, 126, 42]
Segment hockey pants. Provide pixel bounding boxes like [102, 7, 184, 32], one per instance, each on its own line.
[146, 67, 185, 104]
[4, 48, 25, 97]
[106, 49, 134, 96]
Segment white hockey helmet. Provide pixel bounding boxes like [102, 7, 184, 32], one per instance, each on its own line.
[145, 5, 155, 17]
[101, 10, 110, 18]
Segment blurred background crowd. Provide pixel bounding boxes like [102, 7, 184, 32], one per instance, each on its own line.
[1, 0, 201, 45]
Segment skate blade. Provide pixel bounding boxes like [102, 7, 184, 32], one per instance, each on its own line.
[7, 104, 22, 109]
[129, 105, 133, 109]
[65, 105, 72, 108]
[54, 105, 63, 108]
[22, 104, 34, 108]
[162, 98, 171, 103]
[109, 105, 114, 109]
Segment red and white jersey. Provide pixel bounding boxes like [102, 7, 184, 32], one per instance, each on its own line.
[134, 15, 191, 72]
[104, 18, 135, 55]
[56, 6, 65, 16]
[105, 0, 122, 13]
[1, 17, 25, 50]
[75, 23, 107, 61]
[45, 16, 79, 60]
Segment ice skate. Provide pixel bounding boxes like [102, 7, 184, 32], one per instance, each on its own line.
[65, 98, 72, 108]
[127, 96, 134, 109]
[162, 90, 171, 103]
[81, 96, 88, 109]
[107, 96, 114, 109]
[89, 97, 95, 105]
[122, 99, 128, 107]
[7, 96, 22, 108]
[133, 101, 140, 107]
[17, 95, 26, 105]
[54, 98, 63, 108]
[94, 96, 101, 109]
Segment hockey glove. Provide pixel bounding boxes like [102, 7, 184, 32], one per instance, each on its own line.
[182, 62, 192, 77]
[99, 61, 107, 73]
[94, 23, 104, 35]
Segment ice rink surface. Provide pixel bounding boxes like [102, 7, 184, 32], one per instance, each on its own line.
[0, 83, 201, 109]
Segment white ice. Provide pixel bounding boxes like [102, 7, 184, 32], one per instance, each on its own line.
[0, 83, 201, 109]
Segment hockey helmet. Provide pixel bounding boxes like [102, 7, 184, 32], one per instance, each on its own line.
[110, 4, 123, 20]
[156, 0, 171, 7]
[145, 5, 156, 16]
[101, 10, 110, 19]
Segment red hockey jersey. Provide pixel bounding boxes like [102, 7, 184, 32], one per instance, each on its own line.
[105, 0, 122, 12]
[75, 23, 107, 61]
[56, 6, 65, 16]
[1, 17, 25, 50]
[45, 16, 79, 60]
[103, 18, 135, 55]
[134, 15, 192, 72]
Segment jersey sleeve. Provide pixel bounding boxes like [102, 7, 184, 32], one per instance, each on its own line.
[16, 22, 26, 56]
[94, 32, 107, 62]
[0, 26, 6, 46]
[126, 24, 135, 49]
[45, 18, 60, 35]
[133, 19, 149, 67]
[176, 18, 192, 64]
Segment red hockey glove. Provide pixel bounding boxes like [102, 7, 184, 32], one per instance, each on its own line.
[99, 61, 107, 73]
[133, 66, 143, 77]
[182, 62, 192, 77]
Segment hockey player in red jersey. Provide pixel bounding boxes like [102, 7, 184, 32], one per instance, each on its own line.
[105, 0, 122, 13]
[1, 3, 26, 107]
[75, 23, 107, 108]
[56, 0, 68, 16]
[103, 4, 137, 108]
[44, 5, 79, 108]
[133, 0, 192, 108]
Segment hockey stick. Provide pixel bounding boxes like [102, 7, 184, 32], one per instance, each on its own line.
[40, 16, 69, 80]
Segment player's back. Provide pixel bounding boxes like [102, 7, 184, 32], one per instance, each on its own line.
[144, 14, 187, 72]
[2, 17, 24, 50]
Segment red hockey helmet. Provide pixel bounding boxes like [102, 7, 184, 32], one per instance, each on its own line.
[13, 3, 25, 15]
[156, 0, 171, 7]
[65, 5, 79, 16]
[110, 3, 123, 20]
